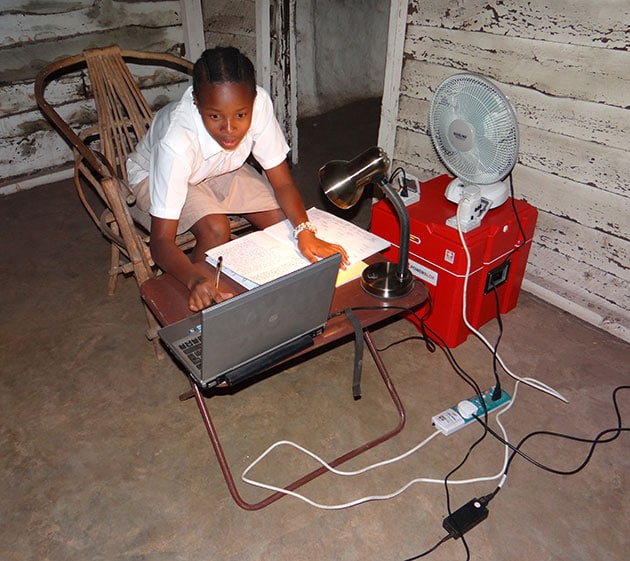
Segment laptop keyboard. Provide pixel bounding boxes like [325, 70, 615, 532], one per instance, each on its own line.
[179, 336, 202, 370]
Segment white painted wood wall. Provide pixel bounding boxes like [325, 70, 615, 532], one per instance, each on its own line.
[392, 0, 629, 342]
[0, 0, 257, 195]
[0, 0, 192, 194]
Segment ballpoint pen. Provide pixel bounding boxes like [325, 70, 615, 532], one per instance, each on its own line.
[215, 256, 223, 289]
[210, 256, 223, 306]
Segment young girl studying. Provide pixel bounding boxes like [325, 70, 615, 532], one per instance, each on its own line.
[126, 46, 348, 312]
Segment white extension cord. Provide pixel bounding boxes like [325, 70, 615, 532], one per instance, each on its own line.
[454, 201, 567, 403]
[241, 384, 521, 510]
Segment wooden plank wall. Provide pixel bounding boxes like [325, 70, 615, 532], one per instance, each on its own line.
[202, 0, 256, 61]
[0, 0, 258, 195]
[0, 0, 192, 194]
[394, 0, 629, 341]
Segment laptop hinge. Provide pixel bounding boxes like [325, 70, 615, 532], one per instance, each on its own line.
[222, 334, 314, 387]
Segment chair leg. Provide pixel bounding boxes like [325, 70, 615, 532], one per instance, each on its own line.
[108, 243, 121, 296]
[143, 301, 166, 360]
[107, 222, 121, 296]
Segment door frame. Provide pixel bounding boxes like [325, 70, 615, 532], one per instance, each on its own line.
[256, 0, 298, 164]
[255, 0, 408, 165]
[377, 0, 408, 160]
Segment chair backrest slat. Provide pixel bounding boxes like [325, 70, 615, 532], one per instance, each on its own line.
[84, 46, 153, 180]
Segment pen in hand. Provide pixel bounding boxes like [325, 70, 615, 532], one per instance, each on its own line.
[214, 256, 223, 289]
[210, 256, 223, 306]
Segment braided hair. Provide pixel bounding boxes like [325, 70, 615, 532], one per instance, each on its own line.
[192, 47, 257, 98]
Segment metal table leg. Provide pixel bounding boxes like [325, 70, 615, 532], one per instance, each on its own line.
[190, 329, 406, 511]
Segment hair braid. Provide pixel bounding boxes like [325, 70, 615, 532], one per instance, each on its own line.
[193, 47, 256, 98]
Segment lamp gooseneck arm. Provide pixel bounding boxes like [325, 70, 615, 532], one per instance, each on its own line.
[377, 178, 410, 281]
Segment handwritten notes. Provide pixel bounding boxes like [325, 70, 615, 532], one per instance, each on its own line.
[206, 207, 390, 288]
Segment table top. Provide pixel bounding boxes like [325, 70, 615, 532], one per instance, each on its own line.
[141, 255, 429, 348]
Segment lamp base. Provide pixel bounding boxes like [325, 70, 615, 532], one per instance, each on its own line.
[360, 261, 414, 300]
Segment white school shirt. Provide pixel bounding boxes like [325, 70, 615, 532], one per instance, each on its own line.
[126, 85, 289, 220]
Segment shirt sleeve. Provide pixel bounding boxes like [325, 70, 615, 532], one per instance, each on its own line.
[149, 140, 193, 220]
[250, 88, 290, 170]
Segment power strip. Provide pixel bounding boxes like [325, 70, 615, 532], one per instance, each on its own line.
[432, 387, 511, 436]
[398, 173, 420, 207]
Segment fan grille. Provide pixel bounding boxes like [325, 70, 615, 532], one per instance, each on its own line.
[429, 73, 519, 185]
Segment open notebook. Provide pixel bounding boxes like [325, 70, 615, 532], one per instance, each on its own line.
[158, 254, 342, 389]
[205, 207, 390, 289]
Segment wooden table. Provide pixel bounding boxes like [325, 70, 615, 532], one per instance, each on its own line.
[141, 256, 429, 510]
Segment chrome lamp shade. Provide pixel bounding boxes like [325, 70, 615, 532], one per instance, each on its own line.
[319, 147, 414, 299]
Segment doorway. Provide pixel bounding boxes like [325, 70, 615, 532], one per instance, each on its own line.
[294, 0, 390, 120]
[256, 0, 406, 225]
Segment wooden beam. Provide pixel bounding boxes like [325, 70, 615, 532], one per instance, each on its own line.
[180, 0, 205, 61]
[256, 0, 272, 93]
[377, 0, 408, 158]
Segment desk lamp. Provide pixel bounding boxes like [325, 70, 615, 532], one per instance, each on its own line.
[319, 146, 414, 299]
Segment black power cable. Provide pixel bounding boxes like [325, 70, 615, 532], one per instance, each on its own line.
[331, 304, 628, 561]
[402, 534, 452, 561]
[473, 385, 629, 478]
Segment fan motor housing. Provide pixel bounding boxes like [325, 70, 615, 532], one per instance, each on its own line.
[448, 119, 475, 152]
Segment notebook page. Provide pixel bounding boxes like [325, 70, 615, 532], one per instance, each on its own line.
[206, 231, 309, 287]
[264, 207, 390, 264]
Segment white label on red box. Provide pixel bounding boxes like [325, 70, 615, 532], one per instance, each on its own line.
[409, 259, 438, 286]
[444, 249, 456, 264]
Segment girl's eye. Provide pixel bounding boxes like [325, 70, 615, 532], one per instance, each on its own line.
[236, 112, 247, 119]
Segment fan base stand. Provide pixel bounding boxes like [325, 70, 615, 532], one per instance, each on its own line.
[444, 178, 509, 209]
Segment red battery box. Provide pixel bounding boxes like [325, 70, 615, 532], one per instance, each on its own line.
[371, 174, 537, 348]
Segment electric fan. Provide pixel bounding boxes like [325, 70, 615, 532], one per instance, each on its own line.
[428, 73, 519, 210]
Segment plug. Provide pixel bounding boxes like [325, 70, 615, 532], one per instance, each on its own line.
[442, 497, 490, 539]
[397, 173, 420, 206]
[445, 187, 490, 231]
[491, 384, 502, 401]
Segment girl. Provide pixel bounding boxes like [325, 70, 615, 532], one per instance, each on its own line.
[127, 47, 348, 312]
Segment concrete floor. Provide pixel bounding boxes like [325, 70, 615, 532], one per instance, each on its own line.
[1, 99, 629, 561]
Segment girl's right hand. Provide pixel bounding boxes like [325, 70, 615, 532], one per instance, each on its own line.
[188, 275, 233, 312]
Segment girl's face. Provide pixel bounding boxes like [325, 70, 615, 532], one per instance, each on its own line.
[194, 81, 256, 151]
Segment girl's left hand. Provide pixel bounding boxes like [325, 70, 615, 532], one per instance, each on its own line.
[297, 230, 350, 268]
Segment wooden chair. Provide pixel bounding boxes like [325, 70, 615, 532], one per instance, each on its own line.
[34, 45, 250, 357]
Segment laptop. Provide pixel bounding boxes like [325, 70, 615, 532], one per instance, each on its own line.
[158, 253, 342, 389]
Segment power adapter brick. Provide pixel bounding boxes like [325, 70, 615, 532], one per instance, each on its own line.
[443, 497, 490, 539]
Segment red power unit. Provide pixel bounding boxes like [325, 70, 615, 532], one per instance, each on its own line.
[370, 174, 538, 348]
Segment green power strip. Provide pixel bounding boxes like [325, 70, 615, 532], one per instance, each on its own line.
[432, 387, 512, 436]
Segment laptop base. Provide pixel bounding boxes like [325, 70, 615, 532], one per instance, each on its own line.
[207, 333, 315, 389]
